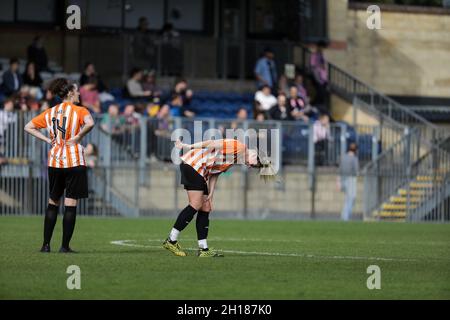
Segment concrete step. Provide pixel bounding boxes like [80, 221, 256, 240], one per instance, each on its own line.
[376, 210, 406, 218]
[390, 196, 421, 203]
[399, 189, 426, 196]
[409, 182, 434, 189]
[382, 203, 416, 210]
[416, 175, 443, 182]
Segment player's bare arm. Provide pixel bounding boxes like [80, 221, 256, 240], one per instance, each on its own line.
[66, 113, 95, 146]
[24, 121, 54, 146]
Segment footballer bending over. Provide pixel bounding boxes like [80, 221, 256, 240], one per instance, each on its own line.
[163, 138, 274, 257]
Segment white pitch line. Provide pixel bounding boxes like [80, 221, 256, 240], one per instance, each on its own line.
[110, 239, 416, 262]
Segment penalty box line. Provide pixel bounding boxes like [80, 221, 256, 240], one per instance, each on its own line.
[110, 239, 417, 262]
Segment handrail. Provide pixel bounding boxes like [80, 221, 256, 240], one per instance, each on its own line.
[328, 63, 439, 129]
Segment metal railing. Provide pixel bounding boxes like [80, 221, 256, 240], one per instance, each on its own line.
[363, 128, 422, 219]
[1, 111, 387, 218]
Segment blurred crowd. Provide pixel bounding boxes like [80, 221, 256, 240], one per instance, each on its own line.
[0, 24, 333, 166]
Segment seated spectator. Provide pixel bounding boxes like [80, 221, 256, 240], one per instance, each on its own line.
[142, 70, 162, 98]
[277, 75, 290, 96]
[254, 47, 277, 90]
[254, 85, 277, 117]
[313, 114, 331, 166]
[27, 36, 50, 72]
[80, 62, 106, 91]
[84, 143, 99, 168]
[22, 61, 43, 88]
[173, 78, 193, 107]
[80, 62, 113, 103]
[231, 107, 248, 129]
[123, 104, 141, 126]
[101, 104, 126, 136]
[79, 77, 101, 114]
[293, 73, 309, 103]
[1, 58, 22, 97]
[126, 68, 152, 100]
[146, 97, 161, 117]
[288, 86, 315, 122]
[255, 112, 267, 122]
[269, 93, 294, 121]
[40, 89, 59, 111]
[155, 104, 172, 137]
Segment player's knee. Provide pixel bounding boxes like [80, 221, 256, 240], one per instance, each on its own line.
[64, 198, 77, 207]
[201, 201, 212, 212]
[189, 200, 203, 211]
[48, 198, 60, 206]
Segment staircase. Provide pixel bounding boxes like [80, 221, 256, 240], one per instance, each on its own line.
[298, 46, 450, 222]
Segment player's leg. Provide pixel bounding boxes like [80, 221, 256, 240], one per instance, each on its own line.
[163, 190, 203, 256]
[60, 166, 88, 253]
[42, 167, 64, 252]
[196, 194, 223, 257]
[60, 197, 78, 253]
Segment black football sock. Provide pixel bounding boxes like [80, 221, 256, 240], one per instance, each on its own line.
[43, 203, 59, 246]
[196, 210, 210, 249]
[170, 205, 198, 243]
[62, 206, 77, 249]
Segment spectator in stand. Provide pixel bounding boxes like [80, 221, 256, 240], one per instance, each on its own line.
[310, 40, 329, 108]
[132, 17, 156, 70]
[254, 47, 278, 90]
[1, 58, 22, 97]
[254, 85, 277, 118]
[0, 98, 18, 156]
[80, 63, 105, 91]
[174, 79, 193, 106]
[277, 74, 290, 96]
[159, 23, 182, 76]
[101, 104, 125, 137]
[338, 143, 359, 221]
[22, 61, 43, 88]
[20, 61, 43, 104]
[27, 36, 50, 73]
[288, 86, 316, 122]
[40, 89, 58, 111]
[269, 93, 293, 121]
[126, 67, 152, 100]
[123, 104, 141, 126]
[293, 73, 309, 103]
[84, 143, 99, 168]
[255, 112, 267, 122]
[79, 62, 113, 103]
[79, 77, 101, 114]
[147, 97, 161, 118]
[313, 114, 331, 166]
[142, 70, 162, 98]
[155, 104, 172, 137]
[231, 107, 248, 130]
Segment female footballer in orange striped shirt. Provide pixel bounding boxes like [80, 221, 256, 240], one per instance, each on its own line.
[163, 138, 272, 257]
[24, 78, 95, 253]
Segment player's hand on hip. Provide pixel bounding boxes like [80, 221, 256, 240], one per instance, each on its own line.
[66, 135, 81, 146]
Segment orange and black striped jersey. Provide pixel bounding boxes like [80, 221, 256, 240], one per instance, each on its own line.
[31, 102, 91, 168]
[180, 139, 246, 180]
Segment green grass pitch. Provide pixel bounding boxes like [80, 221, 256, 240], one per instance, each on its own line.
[0, 216, 449, 299]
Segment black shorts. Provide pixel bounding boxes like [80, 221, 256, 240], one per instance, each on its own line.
[180, 163, 208, 195]
[48, 166, 88, 201]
